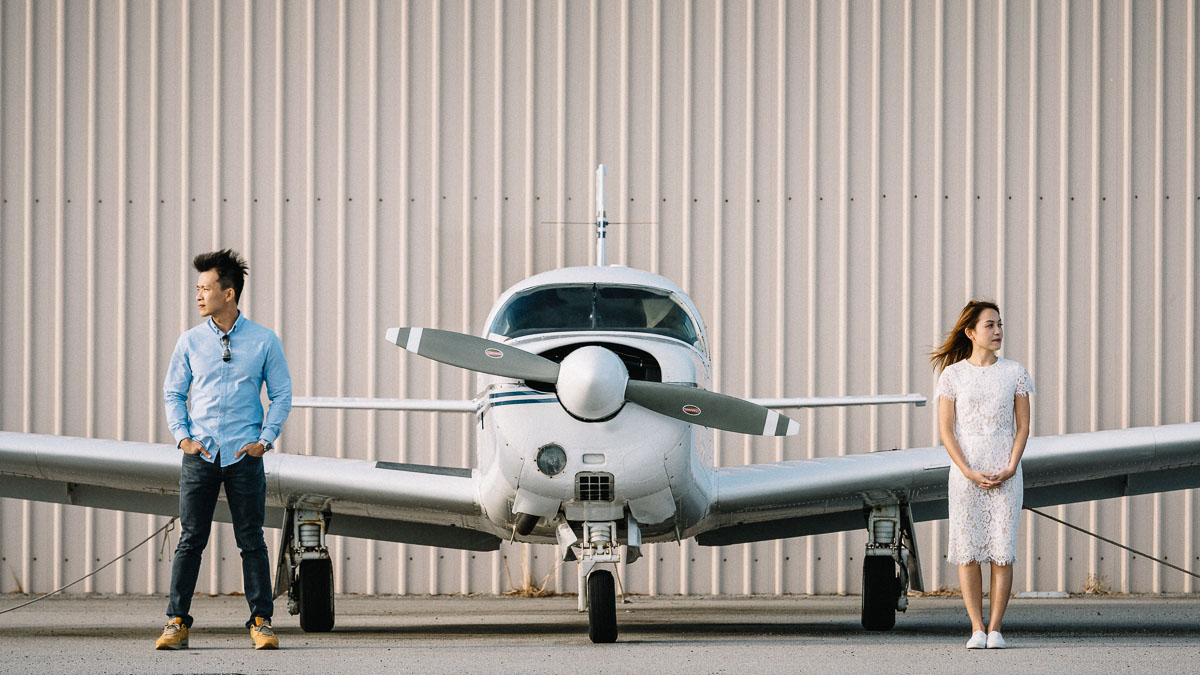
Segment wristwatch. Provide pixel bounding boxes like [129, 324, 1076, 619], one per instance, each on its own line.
[259, 439, 273, 452]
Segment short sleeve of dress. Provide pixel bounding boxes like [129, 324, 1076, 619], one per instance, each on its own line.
[935, 367, 956, 401]
[1015, 363, 1035, 397]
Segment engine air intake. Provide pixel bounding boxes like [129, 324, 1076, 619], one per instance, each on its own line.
[575, 472, 615, 502]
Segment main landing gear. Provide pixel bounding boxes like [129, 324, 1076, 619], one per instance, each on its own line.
[557, 517, 641, 643]
[274, 505, 335, 632]
[861, 503, 924, 631]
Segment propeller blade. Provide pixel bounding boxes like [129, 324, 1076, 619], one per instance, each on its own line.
[624, 380, 800, 436]
[386, 327, 561, 383]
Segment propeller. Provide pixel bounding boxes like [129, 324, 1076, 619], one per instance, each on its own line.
[386, 327, 560, 383]
[385, 327, 799, 437]
[625, 380, 800, 436]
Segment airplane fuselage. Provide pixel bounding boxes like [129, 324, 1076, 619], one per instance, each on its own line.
[467, 265, 719, 544]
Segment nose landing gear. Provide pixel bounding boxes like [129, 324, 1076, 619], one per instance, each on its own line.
[559, 520, 624, 643]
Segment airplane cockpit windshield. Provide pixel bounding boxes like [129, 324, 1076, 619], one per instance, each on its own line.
[491, 284, 703, 347]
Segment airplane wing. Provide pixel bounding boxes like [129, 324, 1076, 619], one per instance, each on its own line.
[291, 393, 926, 412]
[696, 421, 1200, 546]
[292, 396, 476, 412]
[0, 431, 501, 551]
[750, 394, 927, 409]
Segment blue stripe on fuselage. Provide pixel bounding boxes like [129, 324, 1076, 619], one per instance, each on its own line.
[489, 390, 549, 399]
[486, 389, 557, 408]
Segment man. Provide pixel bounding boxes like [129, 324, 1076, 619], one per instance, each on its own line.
[157, 249, 292, 650]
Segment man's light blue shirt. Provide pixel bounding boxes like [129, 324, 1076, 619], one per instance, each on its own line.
[164, 313, 292, 467]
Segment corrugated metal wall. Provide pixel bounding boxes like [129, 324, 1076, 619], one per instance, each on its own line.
[1, 0, 1196, 598]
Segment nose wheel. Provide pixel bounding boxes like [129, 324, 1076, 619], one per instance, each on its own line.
[586, 569, 618, 643]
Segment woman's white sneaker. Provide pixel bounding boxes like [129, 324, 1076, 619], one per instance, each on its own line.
[966, 630, 988, 649]
[986, 631, 1007, 649]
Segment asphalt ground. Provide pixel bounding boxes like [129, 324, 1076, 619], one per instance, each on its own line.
[1, 593, 1197, 674]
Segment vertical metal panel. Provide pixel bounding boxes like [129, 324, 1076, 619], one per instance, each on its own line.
[365, 0, 379, 598]
[334, 0, 347, 596]
[1119, 0, 1133, 594]
[1150, 0, 1164, 595]
[1054, 0, 1069, 596]
[270, 0, 287, 593]
[426, 0, 442, 596]
[1184, 0, 1196, 595]
[19, 0, 33, 597]
[648, 0, 664, 597]
[1, 0, 1197, 598]
[899, 0, 914, 520]
[1087, 0, 1101, 590]
[678, 0, 694, 597]
[457, 0, 471, 596]
[51, 0, 64, 593]
[114, 0, 127, 595]
[929, 0, 946, 593]
[83, 0, 97, 595]
[772, 0, 787, 597]
[803, 0, 817, 596]
[707, 0, 724, 597]
[1022, 0, 1039, 594]
[834, 0, 849, 597]
[396, 0, 411, 597]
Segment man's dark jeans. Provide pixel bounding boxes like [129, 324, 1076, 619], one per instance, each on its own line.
[167, 452, 271, 629]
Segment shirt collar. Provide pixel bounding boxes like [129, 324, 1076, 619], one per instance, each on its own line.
[206, 311, 244, 336]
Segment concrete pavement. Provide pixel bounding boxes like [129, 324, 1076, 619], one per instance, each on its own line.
[1, 593, 1197, 674]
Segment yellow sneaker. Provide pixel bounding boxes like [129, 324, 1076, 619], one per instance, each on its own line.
[154, 617, 188, 650]
[250, 617, 279, 650]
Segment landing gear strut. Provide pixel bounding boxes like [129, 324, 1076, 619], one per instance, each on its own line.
[275, 504, 335, 632]
[861, 502, 923, 631]
[558, 520, 628, 643]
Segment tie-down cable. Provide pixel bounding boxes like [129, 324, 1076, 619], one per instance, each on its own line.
[0, 515, 179, 615]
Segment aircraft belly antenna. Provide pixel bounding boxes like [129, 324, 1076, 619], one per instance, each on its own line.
[595, 164, 607, 267]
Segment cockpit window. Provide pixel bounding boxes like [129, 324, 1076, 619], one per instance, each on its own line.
[491, 284, 702, 346]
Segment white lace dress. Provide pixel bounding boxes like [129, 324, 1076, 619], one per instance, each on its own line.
[936, 357, 1034, 566]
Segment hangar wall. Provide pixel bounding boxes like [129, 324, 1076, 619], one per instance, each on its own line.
[1, 0, 1197, 598]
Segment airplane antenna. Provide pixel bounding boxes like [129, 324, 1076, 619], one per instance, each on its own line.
[595, 164, 607, 267]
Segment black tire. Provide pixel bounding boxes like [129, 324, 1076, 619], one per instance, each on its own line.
[587, 570, 618, 643]
[298, 557, 335, 632]
[861, 555, 899, 631]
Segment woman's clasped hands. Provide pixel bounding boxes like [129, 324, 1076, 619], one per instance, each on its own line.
[965, 467, 1015, 490]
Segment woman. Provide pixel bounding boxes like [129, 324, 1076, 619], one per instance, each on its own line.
[931, 300, 1033, 649]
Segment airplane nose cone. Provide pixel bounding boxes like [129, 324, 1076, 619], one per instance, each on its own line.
[556, 346, 629, 421]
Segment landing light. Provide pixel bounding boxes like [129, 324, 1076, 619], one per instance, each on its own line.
[536, 443, 567, 476]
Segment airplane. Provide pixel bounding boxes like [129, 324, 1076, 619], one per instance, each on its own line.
[3, 165, 1200, 643]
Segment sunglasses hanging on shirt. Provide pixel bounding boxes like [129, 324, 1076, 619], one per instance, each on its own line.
[220, 334, 231, 362]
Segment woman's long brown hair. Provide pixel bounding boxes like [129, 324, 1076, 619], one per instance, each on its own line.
[929, 300, 1000, 372]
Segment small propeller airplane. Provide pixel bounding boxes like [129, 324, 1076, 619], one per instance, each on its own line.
[3, 166, 1200, 643]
